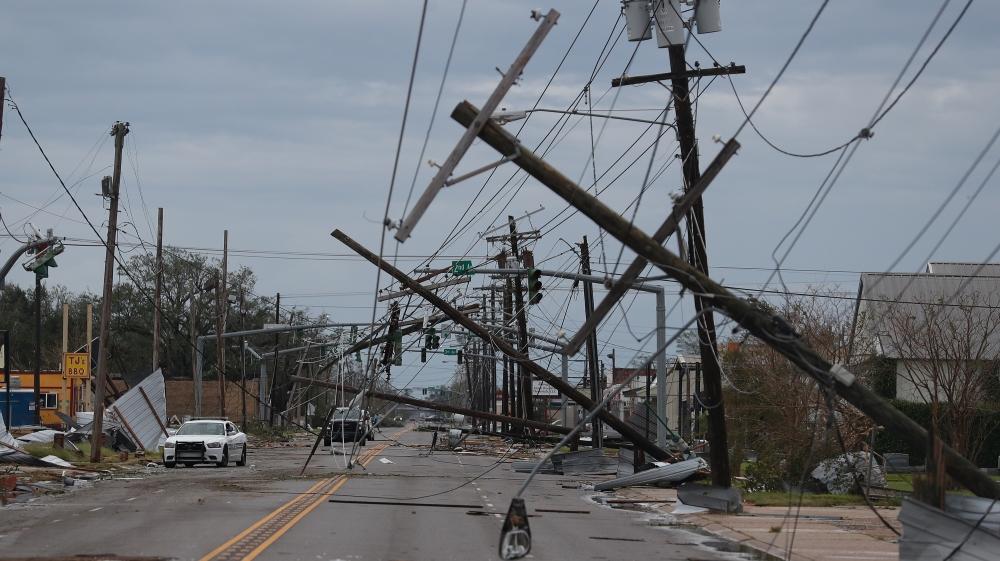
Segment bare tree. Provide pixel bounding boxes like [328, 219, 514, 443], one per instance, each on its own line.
[868, 291, 1000, 461]
[723, 289, 872, 489]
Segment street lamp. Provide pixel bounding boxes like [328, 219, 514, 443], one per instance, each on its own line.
[492, 108, 676, 129]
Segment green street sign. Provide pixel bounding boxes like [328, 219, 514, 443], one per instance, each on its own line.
[442, 348, 458, 356]
[450, 260, 474, 276]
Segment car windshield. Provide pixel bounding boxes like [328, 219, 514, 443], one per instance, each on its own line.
[177, 422, 225, 436]
[333, 408, 362, 421]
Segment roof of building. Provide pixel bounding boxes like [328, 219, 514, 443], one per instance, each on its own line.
[926, 262, 1000, 277]
[852, 264, 1000, 360]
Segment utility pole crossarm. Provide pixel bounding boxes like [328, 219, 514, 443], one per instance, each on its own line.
[448, 101, 1000, 500]
[331, 228, 676, 461]
[393, 9, 559, 242]
[611, 64, 746, 88]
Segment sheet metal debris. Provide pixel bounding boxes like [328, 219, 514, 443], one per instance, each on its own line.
[593, 457, 708, 492]
[0, 411, 73, 468]
[554, 449, 617, 475]
[512, 459, 556, 474]
[899, 495, 1000, 561]
[676, 483, 742, 513]
[103, 369, 169, 452]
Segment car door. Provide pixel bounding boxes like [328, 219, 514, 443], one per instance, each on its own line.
[229, 422, 247, 448]
[225, 422, 241, 449]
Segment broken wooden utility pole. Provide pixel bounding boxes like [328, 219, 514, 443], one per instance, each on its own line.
[450, 100, 1000, 500]
[289, 376, 572, 435]
[579, 236, 602, 447]
[331, 229, 676, 461]
[152, 208, 163, 372]
[394, 9, 559, 242]
[91, 121, 129, 463]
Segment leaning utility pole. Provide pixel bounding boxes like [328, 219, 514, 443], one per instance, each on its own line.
[579, 236, 602, 447]
[91, 121, 129, 462]
[451, 98, 1000, 499]
[152, 208, 163, 372]
[217, 230, 228, 417]
[508, 217, 533, 424]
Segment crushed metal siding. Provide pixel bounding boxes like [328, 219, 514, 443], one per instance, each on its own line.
[106, 369, 168, 451]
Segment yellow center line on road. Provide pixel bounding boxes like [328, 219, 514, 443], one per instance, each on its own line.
[198, 440, 392, 561]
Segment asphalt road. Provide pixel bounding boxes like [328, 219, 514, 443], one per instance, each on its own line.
[0, 428, 747, 561]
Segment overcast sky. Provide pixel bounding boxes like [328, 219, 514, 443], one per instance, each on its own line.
[3, 1, 999, 385]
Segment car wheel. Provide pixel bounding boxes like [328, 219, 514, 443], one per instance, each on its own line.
[164, 461, 176, 468]
[236, 446, 247, 467]
[184, 462, 195, 468]
[216, 445, 229, 468]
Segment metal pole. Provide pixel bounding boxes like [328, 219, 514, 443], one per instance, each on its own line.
[34, 274, 41, 426]
[91, 121, 128, 462]
[655, 288, 667, 448]
[85, 304, 92, 411]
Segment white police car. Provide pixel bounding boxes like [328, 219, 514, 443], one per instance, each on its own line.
[163, 419, 247, 468]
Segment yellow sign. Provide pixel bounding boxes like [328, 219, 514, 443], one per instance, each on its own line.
[64, 352, 91, 379]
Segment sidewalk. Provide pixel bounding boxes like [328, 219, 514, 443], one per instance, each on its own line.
[609, 487, 901, 561]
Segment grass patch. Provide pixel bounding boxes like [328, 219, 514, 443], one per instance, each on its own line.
[744, 491, 899, 507]
[23, 442, 117, 463]
[243, 421, 298, 442]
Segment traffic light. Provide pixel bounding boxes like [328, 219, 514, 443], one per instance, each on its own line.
[23, 240, 65, 279]
[424, 327, 436, 350]
[421, 348, 427, 363]
[527, 268, 542, 305]
[432, 335, 441, 349]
